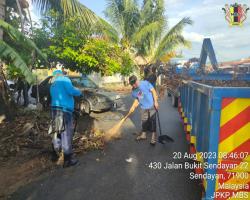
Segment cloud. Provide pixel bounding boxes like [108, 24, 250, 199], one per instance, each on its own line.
[178, 4, 221, 18]
[183, 32, 204, 42]
[182, 31, 225, 43]
[165, 0, 184, 4]
[166, 0, 250, 60]
[164, 0, 186, 8]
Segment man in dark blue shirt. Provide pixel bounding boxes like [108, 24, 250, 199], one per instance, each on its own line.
[128, 75, 159, 145]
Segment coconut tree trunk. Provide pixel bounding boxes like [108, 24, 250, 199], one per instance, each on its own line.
[27, 7, 40, 104]
[16, 0, 24, 32]
[16, 0, 29, 106]
[0, 0, 13, 122]
[0, 0, 4, 39]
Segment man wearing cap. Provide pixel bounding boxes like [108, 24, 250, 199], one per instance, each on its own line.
[128, 75, 159, 145]
[50, 70, 82, 167]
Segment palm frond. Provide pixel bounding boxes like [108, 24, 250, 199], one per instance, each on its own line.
[104, 0, 140, 38]
[0, 19, 47, 61]
[31, 0, 61, 13]
[61, 0, 97, 26]
[154, 17, 193, 60]
[104, 0, 126, 35]
[165, 17, 193, 38]
[32, 0, 98, 27]
[94, 18, 119, 42]
[134, 0, 166, 57]
[132, 21, 164, 44]
[0, 40, 35, 84]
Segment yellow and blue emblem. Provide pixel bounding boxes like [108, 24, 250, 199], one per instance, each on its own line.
[222, 3, 249, 26]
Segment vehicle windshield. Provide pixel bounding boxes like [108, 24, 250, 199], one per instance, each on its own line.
[70, 77, 98, 89]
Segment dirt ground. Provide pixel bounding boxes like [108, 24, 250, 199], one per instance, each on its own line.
[0, 108, 105, 199]
[102, 83, 131, 94]
[0, 86, 131, 199]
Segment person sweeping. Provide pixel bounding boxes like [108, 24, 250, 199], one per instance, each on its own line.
[105, 75, 174, 144]
[105, 75, 158, 144]
[128, 75, 159, 145]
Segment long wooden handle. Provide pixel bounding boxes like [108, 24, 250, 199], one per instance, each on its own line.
[123, 111, 132, 121]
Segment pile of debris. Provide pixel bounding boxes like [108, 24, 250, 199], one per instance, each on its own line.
[73, 129, 105, 154]
[0, 109, 51, 162]
[163, 74, 183, 89]
[0, 109, 105, 163]
[197, 80, 250, 87]
[0, 108, 106, 198]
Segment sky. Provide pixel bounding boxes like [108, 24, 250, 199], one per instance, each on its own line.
[79, 0, 250, 62]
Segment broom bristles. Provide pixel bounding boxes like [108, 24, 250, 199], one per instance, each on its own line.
[104, 118, 126, 141]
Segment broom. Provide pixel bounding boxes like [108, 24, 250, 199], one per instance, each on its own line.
[104, 111, 132, 141]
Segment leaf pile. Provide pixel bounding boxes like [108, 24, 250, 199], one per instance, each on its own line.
[0, 109, 105, 163]
[0, 109, 106, 198]
[73, 129, 105, 154]
[0, 109, 51, 163]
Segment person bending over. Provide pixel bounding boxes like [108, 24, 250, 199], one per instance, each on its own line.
[128, 75, 159, 145]
[50, 70, 82, 167]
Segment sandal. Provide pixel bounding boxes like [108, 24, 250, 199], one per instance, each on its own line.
[150, 132, 157, 145]
[136, 132, 147, 141]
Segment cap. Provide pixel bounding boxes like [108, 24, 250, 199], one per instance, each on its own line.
[52, 70, 63, 76]
[129, 75, 137, 85]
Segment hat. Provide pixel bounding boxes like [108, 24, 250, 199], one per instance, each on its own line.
[129, 75, 137, 85]
[52, 69, 63, 76]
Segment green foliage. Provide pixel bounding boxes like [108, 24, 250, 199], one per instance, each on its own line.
[105, 0, 140, 41]
[49, 37, 133, 76]
[154, 17, 193, 60]
[0, 20, 46, 61]
[33, 11, 133, 76]
[120, 52, 134, 75]
[32, 11, 86, 65]
[32, 0, 98, 27]
[0, 40, 35, 83]
[32, 0, 118, 41]
[76, 39, 133, 76]
[0, 20, 48, 83]
[105, 0, 193, 63]
[93, 18, 119, 43]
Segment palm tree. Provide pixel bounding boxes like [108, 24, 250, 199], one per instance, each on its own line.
[105, 0, 140, 49]
[0, 19, 46, 83]
[0, 0, 9, 122]
[105, 0, 193, 65]
[32, 0, 97, 26]
[31, 0, 118, 41]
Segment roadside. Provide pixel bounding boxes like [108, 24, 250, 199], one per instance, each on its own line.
[8, 93, 202, 200]
[102, 83, 131, 94]
[0, 110, 104, 199]
[0, 84, 129, 199]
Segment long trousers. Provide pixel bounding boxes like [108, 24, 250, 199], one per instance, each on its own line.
[51, 110, 73, 155]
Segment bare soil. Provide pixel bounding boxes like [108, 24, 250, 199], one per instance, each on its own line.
[0, 109, 105, 199]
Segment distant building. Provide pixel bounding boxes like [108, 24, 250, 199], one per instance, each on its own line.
[219, 58, 250, 73]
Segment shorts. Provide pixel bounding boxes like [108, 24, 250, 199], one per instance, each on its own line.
[141, 108, 156, 132]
